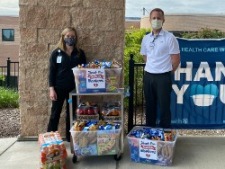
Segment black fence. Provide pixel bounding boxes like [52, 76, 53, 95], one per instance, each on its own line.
[128, 54, 146, 131]
[0, 58, 19, 90]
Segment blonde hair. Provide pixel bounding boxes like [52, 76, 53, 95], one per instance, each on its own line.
[55, 27, 79, 52]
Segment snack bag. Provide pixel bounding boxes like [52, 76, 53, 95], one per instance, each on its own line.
[39, 131, 67, 169]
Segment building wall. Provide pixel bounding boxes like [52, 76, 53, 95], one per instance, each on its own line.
[125, 21, 140, 30]
[0, 16, 19, 65]
[141, 14, 225, 32]
[2, 14, 225, 66]
[19, 0, 125, 137]
[0, 16, 136, 66]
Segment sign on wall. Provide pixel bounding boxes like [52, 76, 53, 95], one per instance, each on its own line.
[171, 38, 225, 128]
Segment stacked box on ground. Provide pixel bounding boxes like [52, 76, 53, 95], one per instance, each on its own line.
[127, 126, 177, 166]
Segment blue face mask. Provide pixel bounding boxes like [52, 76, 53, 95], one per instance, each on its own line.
[64, 37, 76, 46]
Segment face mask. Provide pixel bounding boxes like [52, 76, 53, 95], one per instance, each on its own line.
[64, 37, 76, 46]
[151, 19, 163, 30]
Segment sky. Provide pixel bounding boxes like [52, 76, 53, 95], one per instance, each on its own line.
[125, 0, 225, 17]
[0, 0, 19, 16]
[1, 0, 225, 17]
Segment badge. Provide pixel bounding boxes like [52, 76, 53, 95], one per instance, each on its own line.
[57, 56, 62, 63]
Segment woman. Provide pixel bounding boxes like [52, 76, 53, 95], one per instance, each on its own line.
[47, 27, 86, 141]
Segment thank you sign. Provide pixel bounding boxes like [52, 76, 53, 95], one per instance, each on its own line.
[171, 38, 225, 128]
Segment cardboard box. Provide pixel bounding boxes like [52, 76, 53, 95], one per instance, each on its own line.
[72, 68, 122, 93]
[70, 128, 121, 156]
[127, 126, 177, 166]
[97, 130, 121, 155]
[70, 130, 98, 156]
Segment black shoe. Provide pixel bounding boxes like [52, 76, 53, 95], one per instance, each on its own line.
[66, 136, 70, 142]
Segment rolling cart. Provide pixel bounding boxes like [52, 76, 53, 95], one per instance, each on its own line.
[69, 90, 124, 163]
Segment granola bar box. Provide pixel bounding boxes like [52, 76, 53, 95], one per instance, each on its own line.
[70, 127, 121, 156]
[127, 126, 177, 166]
[97, 129, 121, 155]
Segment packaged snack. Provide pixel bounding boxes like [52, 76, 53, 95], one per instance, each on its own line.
[72, 66, 122, 93]
[127, 126, 177, 166]
[70, 121, 121, 156]
[38, 131, 67, 169]
[163, 129, 173, 141]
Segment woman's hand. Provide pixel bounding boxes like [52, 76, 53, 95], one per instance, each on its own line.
[49, 87, 57, 101]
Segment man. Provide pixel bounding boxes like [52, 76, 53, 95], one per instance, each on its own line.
[140, 8, 180, 128]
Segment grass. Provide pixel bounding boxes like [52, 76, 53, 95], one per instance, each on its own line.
[0, 87, 19, 108]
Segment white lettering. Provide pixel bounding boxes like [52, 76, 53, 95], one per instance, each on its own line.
[193, 62, 213, 81]
[174, 61, 225, 105]
[215, 62, 225, 81]
[219, 47, 225, 52]
[220, 85, 225, 104]
[174, 62, 193, 81]
[175, 62, 225, 82]
[181, 47, 221, 53]
[203, 47, 219, 52]
[172, 84, 189, 104]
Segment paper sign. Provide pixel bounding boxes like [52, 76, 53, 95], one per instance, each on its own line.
[139, 139, 157, 160]
[86, 69, 105, 89]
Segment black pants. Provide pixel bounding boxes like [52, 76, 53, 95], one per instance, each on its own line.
[144, 71, 172, 128]
[47, 88, 75, 141]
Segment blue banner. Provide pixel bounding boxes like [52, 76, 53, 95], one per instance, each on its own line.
[171, 38, 225, 128]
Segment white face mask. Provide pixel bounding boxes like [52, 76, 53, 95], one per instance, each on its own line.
[151, 19, 163, 30]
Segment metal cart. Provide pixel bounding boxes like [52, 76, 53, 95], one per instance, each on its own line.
[69, 90, 124, 163]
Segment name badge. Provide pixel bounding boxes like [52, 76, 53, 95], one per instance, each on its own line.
[57, 56, 62, 63]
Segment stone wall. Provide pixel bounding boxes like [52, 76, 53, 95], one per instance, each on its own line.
[19, 0, 125, 137]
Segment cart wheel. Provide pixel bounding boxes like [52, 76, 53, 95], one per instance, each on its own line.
[72, 154, 77, 163]
[114, 154, 122, 161]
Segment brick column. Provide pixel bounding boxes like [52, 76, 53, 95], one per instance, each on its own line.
[19, 0, 125, 137]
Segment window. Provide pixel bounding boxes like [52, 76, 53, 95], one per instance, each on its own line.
[2, 29, 15, 41]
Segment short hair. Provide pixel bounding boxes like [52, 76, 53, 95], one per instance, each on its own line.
[150, 8, 164, 18]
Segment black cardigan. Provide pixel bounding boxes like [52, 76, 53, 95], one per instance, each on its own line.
[48, 48, 86, 91]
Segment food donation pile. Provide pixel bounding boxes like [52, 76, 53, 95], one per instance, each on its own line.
[70, 120, 121, 156]
[38, 132, 67, 169]
[70, 59, 123, 159]
[127, 126, 177, 166]
[72, 60, 122, 93]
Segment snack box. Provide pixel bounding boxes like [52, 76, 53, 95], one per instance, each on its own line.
[127, 126, 177, 166]
[97, 129, 121, 155]
[70, 128, 121, 156]
[38, 131, 67, 169]
[72, 67, 122, 93]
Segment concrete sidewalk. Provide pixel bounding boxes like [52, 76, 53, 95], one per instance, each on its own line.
[1, 136, 225, 169]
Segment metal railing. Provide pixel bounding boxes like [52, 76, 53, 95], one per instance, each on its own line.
[128, 54, 145, 131]
[0, 58, 19, 90]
